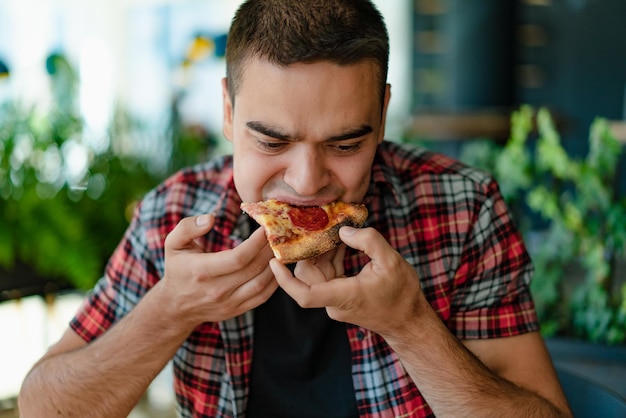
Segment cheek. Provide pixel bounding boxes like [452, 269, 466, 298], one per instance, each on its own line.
[333, 157, 373, 200]
[233, 151, 278, 202]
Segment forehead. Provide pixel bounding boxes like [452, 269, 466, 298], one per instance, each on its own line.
[240, 57, 377, 86]
[235, 59, 381, 120]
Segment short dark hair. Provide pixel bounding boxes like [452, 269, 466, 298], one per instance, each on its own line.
[225, 0, 389, 107]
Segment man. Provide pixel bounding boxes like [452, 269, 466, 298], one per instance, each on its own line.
[19, 1, 572, 417]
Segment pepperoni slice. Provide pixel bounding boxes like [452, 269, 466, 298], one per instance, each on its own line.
[288, 206, 329, 231]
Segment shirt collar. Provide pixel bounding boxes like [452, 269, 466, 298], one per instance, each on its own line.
[204, 157, 251, 245]
[365, 141, 403, 207]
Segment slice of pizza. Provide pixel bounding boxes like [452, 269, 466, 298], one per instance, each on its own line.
[240, 199, 368, 264]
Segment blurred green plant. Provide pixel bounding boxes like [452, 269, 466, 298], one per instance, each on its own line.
[0, 54, 214, 291]
[460, 106, 626, 344]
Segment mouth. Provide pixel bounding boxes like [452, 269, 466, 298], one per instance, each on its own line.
[265, 196, 338, 207]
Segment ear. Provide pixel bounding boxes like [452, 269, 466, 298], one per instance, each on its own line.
[222, 77, 233, 142]
[378, 84, 391, 144]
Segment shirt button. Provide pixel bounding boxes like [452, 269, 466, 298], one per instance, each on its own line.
[356, 330, 366, 341]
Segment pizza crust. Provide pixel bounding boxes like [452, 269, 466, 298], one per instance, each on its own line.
[241, 200, 368, 264]
[272, 221, 357, 264]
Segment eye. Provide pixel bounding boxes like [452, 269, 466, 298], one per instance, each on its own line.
[331, 142, 362, 154]
[256, 139, 287, 152]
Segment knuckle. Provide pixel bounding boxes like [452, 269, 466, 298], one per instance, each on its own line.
[296, 294, 315, 309]
[205, 286, 227, 303]
[296, 300, 310, 309]
[361, 227, 378, 240]
[387, 253, 404, 270]
[184, 260, 205, 282]
[164, 230, 176, 249]
[247, 274, 267, 295]
[247, 258, 269, 278]
[226, 251, 246, 269]
[326, 309, 343, 322]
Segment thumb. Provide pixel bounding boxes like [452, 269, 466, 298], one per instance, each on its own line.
[195, 214, 214, 228]
[165, 214, 215, 251]
[338, 226, 387, 260]
[338, 225, 362, 247]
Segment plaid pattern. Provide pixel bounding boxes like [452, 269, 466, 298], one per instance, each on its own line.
[70, 141, 538, 418]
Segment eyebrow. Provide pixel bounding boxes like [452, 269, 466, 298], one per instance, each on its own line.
[246, 121, 292, 140]
[245, 121, 373, 142]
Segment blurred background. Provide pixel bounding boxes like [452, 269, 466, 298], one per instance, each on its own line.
[1, 0, 625, 416]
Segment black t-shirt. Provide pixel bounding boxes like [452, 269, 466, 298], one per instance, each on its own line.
[246, 286, 359, 418]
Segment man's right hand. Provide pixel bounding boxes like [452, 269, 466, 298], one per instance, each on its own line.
[160, 213, 277, 328]
[18, 213, 276, 418]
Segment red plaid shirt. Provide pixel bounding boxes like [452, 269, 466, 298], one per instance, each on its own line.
[70, 141, 538, 417]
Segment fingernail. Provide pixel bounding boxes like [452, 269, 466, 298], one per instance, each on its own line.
[196, 214, 212, 226]
[340, 226, 356, 236]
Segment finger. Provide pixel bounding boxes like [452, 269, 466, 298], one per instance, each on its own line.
[339, 226, 391, 262]
[271, 259, 351, 309]
[301, 244, 346, 280]
[208, 227, 273, 277]
[230, 226, 272, 262]
[232, 265, 278, 313]
[331, 244, 347, 276]
[294, 258, 330, 285]
[165, 214, 215, 251]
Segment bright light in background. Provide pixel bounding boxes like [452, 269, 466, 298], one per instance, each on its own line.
[0, 294, 84, 400]
[62, 139, 90, 187]
[79, 36, 114, 153]
[372, 0, 413, 140]
[0, 0, 54, 109]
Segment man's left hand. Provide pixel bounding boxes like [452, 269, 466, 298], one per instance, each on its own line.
[270, 226, 425, 336]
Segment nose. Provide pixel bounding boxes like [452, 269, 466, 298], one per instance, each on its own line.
[283, 145, 330, 196]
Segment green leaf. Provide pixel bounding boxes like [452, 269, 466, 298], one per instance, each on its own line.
[492, 105, 626, 343]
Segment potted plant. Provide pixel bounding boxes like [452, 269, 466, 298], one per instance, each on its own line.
[461, 106, 626, 344]
[455, 106, 626, 406]
[0, 54, 214, 297]
[0, 70, 157, 295]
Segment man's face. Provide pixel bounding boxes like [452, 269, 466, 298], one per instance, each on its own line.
[222, 59, 390, 206]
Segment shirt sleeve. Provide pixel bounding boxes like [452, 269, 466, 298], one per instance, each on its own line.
[446, 178, 539, 340]
[69, 201, 162, 343]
